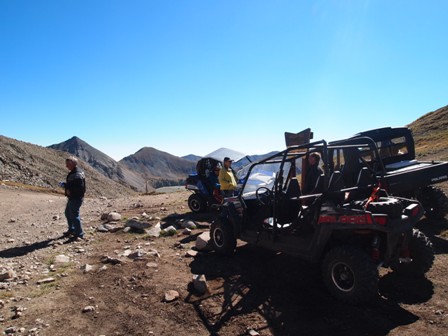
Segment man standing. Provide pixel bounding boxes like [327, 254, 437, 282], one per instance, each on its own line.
[62, 156, 86, 240]
[218, 157, 237, 197]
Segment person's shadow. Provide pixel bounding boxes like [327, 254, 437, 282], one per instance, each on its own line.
[0, 237, 63, 258]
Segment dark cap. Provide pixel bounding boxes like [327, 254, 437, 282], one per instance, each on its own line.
[224, 157, 233, 162]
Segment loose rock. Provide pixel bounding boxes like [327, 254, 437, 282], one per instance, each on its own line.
[192, 274, 208, 295]
[106, 224, 124, 233]
[147, 223, 161, 237]
[54, 255, 70, 264]
[107, 212, 122, 222]
[96, 224, 109, 233]
[128, 250, 145, 260]
[100, 256, 123, 265]
[195, 232, 213, 251]
[82, 264, 95, 273]
[164, 290, 179, 302]
[162, 226, 177, 236]
[125, 219, 151, 230]
[37, 277, 56, 284]
[185, 250, 198, 258]
[82, 306, 96, 313]
[146, 262, 158, 268]
[5, 326, 17, 334]
[181, 220, 197, 230]
[0, 270, 16, 281]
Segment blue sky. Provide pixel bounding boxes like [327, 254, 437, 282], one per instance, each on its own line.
[1, 1, 447, 161]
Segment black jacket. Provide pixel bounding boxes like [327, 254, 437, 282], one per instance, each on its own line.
[65, 166, 86, 199]
[303, 165, 323, 194]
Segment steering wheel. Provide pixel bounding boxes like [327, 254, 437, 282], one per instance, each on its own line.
[256, 187, 273, 206]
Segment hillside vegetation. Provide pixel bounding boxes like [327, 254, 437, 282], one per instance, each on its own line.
[409, 105, 448, 160]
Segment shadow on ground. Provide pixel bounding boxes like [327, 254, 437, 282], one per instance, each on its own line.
[416, 218, 448, 254]
[0, 236, 64, 258]
[186, 245, 431, 336]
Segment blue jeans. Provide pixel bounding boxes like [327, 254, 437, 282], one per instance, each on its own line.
[65, 198, 84, 237]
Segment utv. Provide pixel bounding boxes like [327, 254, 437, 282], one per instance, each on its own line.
[210, 140, 433, 303]
[344, 127, 448, 219]
[185, 157, 224, 213]
[185, 151, 251, 213]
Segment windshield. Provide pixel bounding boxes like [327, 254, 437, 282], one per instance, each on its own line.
[241, 161, 291, 196]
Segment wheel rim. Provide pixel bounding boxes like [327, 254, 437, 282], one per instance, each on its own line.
[190, 198, 201, 212]
[213, 227, 224, 248]
[331, 262, 355, 292]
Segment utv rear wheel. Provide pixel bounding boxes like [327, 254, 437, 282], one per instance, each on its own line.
[210, 218, 236, 256]
[419, 186, 448, 219]
[188, 194, 207, 213]
[322, 245, 379, 304]
[367, 197, 403, 219]
[391, 229, 434, 275]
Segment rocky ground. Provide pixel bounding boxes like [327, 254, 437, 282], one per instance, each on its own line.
[0, 184, 448, 336]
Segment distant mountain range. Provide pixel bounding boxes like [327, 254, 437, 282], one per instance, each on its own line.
[49, 138, 196, 191]
[1, 104, 446, 195]
[47, 139, 277, 191]
[182, 154, 202, 162]
[120, 147, 196, 188]
[48, 137, 145, 191]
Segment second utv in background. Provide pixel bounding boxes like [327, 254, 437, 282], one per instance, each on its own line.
[342, 127, 448, 219]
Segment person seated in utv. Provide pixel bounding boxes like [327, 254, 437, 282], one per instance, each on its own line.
[303, 153, 323, 194]
[208, 165, 223, 203]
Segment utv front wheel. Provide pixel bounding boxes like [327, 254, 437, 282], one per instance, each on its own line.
[391, 229, 434, 275]
[210, 218, 236, 256]
[419, 186, 448, 219]
[188, 194, 207, 213]
[322, 245, 379, 304]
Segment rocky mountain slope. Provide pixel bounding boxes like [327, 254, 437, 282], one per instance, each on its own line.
[120, 147, 196, 188]
[0, 135, 135, 198]
[49, 137, 196, 189]
[409, 105, 448, 160]
[48, 137, 145, 191]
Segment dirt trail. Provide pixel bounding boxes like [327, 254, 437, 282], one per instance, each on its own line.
[0, 185, 447, 336]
